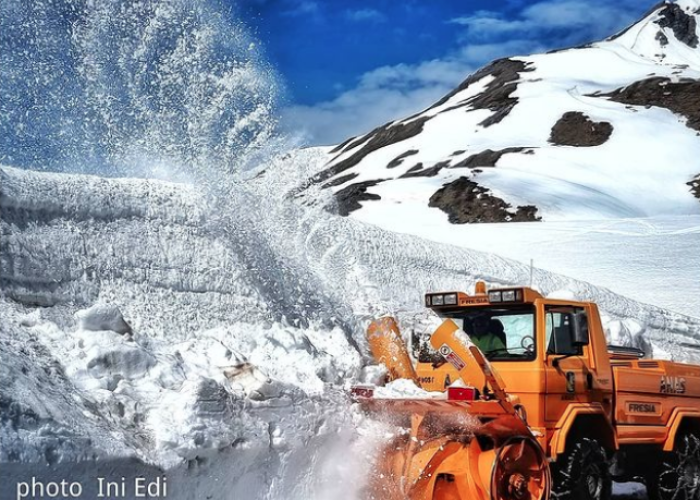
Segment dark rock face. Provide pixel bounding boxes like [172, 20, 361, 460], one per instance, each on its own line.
[331, 133, 371, 158]
[655, 3, 699, 48]
[428, 177, 541, 223]
[549, 112, 613, 147]
[316, 59, 533, 188]
[452, 147, 527, 169]
[329, 134, 360, 155]
[403, 163, 423, 175]
[600, 77, 700, 132]
[399, 161, 449, 179]
[314, 117, 429, 185]
[688, 175, 700, 200]
[434, 58, 534, 127]
[606, 1, 666, 42]
[322, 172, 358, 188]
[387, 149, 419, 169]
[334, 180, 383, 216]
[656, 31, 669, 46]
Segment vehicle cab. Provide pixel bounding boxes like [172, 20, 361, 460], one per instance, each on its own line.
[415, 282, 614, 447]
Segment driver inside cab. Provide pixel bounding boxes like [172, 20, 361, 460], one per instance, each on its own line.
[469, 316, 507, 355]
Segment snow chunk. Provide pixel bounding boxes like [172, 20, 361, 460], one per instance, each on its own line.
[18, 310, 41, 328]
[85, 341, 157, 387]
[373, 379, 444, 399]
[76, 304, 132, 335]
[359, 364, 388, 386]
[149, 377, 237, 462]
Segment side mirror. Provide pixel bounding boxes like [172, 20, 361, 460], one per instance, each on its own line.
[572, 312, 589, 346]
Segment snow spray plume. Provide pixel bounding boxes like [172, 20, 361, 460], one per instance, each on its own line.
[0, 0, 280, 179]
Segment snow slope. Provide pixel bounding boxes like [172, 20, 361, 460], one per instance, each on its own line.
[347, 208, 700, 318]
[3, 163, 700, 498]
[303, 0, 700, 222]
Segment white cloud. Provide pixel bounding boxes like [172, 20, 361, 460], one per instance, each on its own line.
[524, 1, 627, 29]
[282, 56, 477, 145]
[359, 58, 473, 90]
[450, 0, 640, 44]
[282, 86, 448, 146]
[457, 40, 544, 63]
[282, 0, 646, 146]
[345, 8, 385, 23]
[282, 1, 320, 18]
[450, 12, 528, 38]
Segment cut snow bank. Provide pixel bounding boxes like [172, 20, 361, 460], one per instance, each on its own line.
[1, 298, 361, 467]
[76, 304, 132, 334]
[1, 296, 375, 500]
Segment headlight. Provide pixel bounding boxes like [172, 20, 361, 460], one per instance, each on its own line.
[502, 290, 516, 302]
[425, 292, 463, 307]
[444, 293, 458, 305]
[488, 291, 502, 302]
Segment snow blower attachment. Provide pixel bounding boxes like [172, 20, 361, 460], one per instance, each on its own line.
[366, 317, 418, 383]
[355, 282, 700, 500]
[356, 316, 550, 500]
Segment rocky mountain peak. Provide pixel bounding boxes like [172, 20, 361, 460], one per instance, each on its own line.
[294, 1, 700, 225]
[610, 0, 700, 66]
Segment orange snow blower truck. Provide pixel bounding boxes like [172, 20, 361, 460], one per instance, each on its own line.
[353, 282, 700, 500]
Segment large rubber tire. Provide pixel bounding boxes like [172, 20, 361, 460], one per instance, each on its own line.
[551, 437, 612, 500]
[647, 434, 700, 500]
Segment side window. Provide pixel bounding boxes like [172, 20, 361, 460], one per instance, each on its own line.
[545, 307, 584, 355]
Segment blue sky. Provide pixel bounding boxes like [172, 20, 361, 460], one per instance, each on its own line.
[237, 0, 653, 145]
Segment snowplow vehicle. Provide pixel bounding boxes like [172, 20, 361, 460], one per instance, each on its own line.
[354, 282, 700, 500]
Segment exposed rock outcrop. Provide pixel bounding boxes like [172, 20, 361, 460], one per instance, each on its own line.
[428, 177, 541, 223]
[334, 180, 383, 216]
[399, 161, 449, 179]
[434, 58, 535, 127]
[322, 172, 358, 188]
[315, 117, 429, 184]
[688, 174, 700, 200]
[600, 78, 700, 132]
[319, 60, 534, 186]
[452, 147, 528, 168]
[655, 3, 698, 48]
[549, 112, 613, 146]
[387, 150, 419, 169]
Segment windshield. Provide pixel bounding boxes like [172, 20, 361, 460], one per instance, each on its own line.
[418, 306, 536, 362]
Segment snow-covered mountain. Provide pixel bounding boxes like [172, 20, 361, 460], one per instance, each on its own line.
[301, 0, 700, 224]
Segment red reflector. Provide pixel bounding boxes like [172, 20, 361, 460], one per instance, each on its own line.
[351, 386, 375, 399]
[447, 387, 477, 401]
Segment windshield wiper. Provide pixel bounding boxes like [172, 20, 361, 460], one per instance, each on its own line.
[483, 348, 511, 356]
[483, 347, 532, 358]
